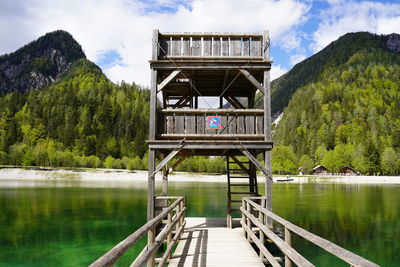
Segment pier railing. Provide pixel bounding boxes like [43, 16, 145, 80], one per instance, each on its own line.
[90, 196, 186, 267]
[241, 197, 379, 267]
[157, 109, 264, 139]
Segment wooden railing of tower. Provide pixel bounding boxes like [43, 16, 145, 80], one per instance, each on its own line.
[89, 196, 186, 267]
[157, 32, 265, 59]
[240, 197, 380, 267]
[157, 109, 264, 138]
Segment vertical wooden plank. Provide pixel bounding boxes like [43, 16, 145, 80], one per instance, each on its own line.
[182, 37, 190, 56]
[175, 113, 184, 134]
[152, 29, 159, 60]
[263, 30, 270, 60]
[203, 37, 212, 56]
[159, 37, 170, 57]
[221, 37, 229, 56]
[213, 37, 221, 56]
[256, 115, 263, 134]
[166, 114, 174, 134]
[171, 37, 181, 56]
[228, 114, 237, 134]
[246, 115, 255, 134]
[192, 37, 201, 56]
[230, 37, 241, 56]
[219, 115, 228, 134]
[185, 114, 195, 134]
[157, 113, 165, 135]
[251, 37, 262, 57]
[237, 115, 245, 134]
[243, 38, 250, 56]
[197, 114, 205, 134]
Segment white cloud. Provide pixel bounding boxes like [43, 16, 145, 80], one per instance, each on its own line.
[270, 64, 288, 81]
[311, 1, 400, 52]
[0, 0, 311, 86]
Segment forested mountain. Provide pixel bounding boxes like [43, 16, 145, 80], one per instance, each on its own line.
[272, 32, 400, 175]
[0, 30, 86, 95]
[0, 31, 150, 170]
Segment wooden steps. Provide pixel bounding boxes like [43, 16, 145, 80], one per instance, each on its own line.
[226, 155, 259, 228]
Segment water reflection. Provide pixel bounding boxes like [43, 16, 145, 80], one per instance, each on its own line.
[0, 180, 398, 266]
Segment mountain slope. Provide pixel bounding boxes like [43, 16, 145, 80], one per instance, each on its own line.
[271, 32, 400, 117]
[0, 30, 85, 95]
[0, 31, 150, 169]
[273, 32, 400, 175]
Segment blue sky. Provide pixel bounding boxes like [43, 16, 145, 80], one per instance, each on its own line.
[0, 0, 399, 86]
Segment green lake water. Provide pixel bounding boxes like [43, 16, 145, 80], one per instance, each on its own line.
[0, 178, 399, 266]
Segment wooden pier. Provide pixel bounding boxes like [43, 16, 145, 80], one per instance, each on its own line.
[168, 217, 264, 267]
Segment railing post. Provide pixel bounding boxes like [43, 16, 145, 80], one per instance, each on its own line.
[242, 199, 247, 239]
[259, 198, 266, 260]
[285, 227, 293, 267]
[167, 211, 172, 259]
[147, 227, 155, 267]
[246, 200, 251, 242]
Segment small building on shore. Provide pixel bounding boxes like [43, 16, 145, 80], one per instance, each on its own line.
[313, 165, 328, 175]
[340, 166, 356, 175]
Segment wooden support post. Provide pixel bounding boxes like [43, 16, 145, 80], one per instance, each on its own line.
[147, 29, 159, 267]
[147, 150, 156, 267]
[285, 227, 293, 267]
[162, 166, 168, 196]
[263, 30, 273, 228]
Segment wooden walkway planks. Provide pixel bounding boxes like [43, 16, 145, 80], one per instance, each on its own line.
[168, 217, 264, 267]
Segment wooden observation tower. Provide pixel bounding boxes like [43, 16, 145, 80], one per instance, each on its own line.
[90, 30, 380, 267]
[147, 30, 273, 227]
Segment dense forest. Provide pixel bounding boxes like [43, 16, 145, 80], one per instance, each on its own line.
[273, 32, 400, 175]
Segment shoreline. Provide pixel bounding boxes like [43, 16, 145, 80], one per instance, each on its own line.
[0, 167, 400, 185]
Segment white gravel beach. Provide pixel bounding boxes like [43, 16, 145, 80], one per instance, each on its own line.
[0, 168, 400, 186]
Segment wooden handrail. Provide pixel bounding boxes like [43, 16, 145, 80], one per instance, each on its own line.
[90, 196, 185, 267]
[242, 197, 380, 267]
[158, 108, 265, 115]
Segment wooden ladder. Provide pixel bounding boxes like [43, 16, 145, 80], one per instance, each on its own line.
[226, 155, 259, 228]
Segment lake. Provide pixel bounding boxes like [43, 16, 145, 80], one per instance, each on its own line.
[0, 178, 398, 266]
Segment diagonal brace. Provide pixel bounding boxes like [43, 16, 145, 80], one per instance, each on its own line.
[152, 144, 184, 177]
[239, 148, 273, 181]
[230, 156, 250, 175]
[239, 69, 265, 94]
[157, 70, 180, 92]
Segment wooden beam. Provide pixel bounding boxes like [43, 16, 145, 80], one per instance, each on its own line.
[239, 69, 265, 94]
[224, 95, 243, 109]
[240, 148, 272, 181]
[169, 155, 187, 173]
[230, 156, 250, 174]
[226, 95, 245, 109]
[157, 70, 180, 92]
[152, 147, 183, 177]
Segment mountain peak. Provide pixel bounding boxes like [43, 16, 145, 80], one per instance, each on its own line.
[0, 30, 86, 95]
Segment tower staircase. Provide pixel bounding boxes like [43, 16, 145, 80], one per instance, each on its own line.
[226, 155, 259, 228]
